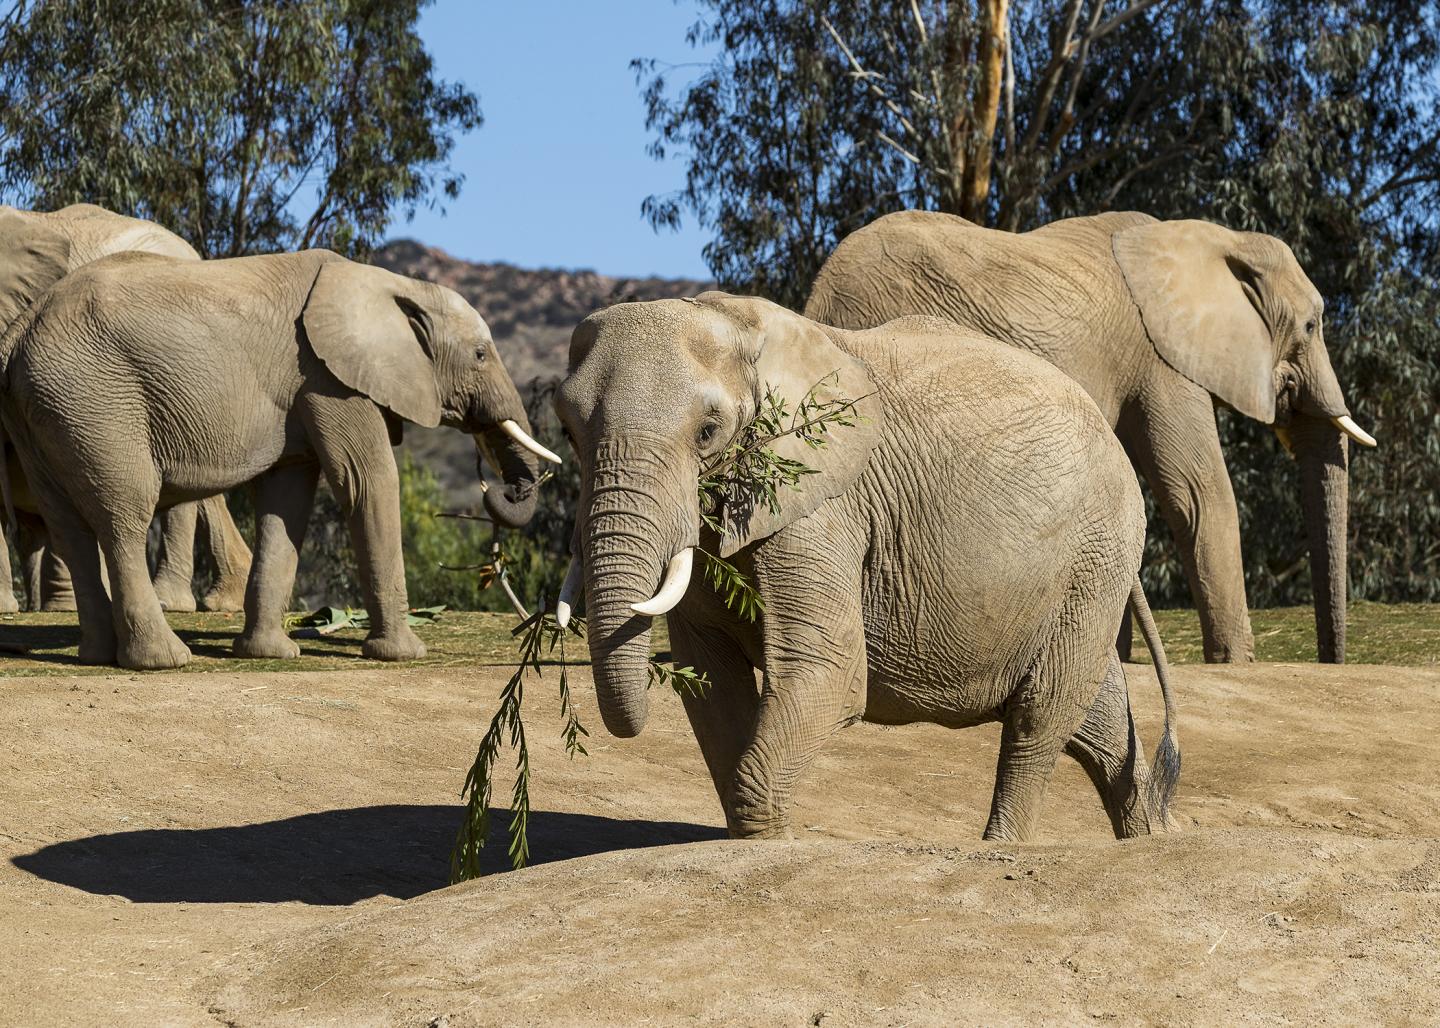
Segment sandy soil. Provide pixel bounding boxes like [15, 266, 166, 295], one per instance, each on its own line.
[1, 660, 1436, 1026]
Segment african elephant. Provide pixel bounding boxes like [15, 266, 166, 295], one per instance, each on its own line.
[552, 294, 1179, 842]
[803, 211, 1376, 663]
[0, 203, 251, 613]
[0, 247, 557, 669]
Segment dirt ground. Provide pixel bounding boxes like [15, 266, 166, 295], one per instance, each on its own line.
[1, 657, 1437, 1026]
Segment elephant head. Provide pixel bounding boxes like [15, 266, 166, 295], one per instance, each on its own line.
[555, 294, 881, 737]
[0, 210, 72, 334]
[1112, 219, 1375, 662]
[302, 259, 559, 527]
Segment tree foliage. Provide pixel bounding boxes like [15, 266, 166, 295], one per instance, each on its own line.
[637, 0, 1440, 605]
[635, 0, 1204, 307]
[0, 0, 481, 257]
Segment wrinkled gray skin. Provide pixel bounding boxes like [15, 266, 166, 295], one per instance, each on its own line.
[0, 248, 541, 669]
[556, 294, 1179, 842]
[0, 203, 251, 613]
[804, 211, 1369, 663]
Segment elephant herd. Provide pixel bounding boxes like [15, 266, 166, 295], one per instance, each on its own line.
[0, 202, 1370, 843]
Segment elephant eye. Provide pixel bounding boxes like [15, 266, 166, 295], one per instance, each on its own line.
[474, 345, 488, 362]
[1305, 319, 1317, 336]
[697, 420, 720, 447]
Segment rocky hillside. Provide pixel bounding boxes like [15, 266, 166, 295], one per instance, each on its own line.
[374, 239, 713, 386]
[373, 240, 713, 506]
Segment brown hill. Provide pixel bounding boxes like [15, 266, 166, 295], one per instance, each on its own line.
[374, 239, 713, 387]
[372, 239, 713, 506]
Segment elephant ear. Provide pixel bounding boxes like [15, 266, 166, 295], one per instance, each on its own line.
[301, 259, 443, 428]
[0, 211, 71, 332]
[1113, 219, 1280, 423]
[696, 292, 883, 557]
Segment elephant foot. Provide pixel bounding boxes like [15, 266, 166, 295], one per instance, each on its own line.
[362, 629, 426, 662]
[726, 811, 794, 840]
[118, 625, 192, 670]
[42, 595, 78, 612]
[1202, 624, 1256, 663]
[0, 590, 19, 614]
[234, 629, 301, 660]
[1202, 645, 1255, 664]
[153, 576, 198, 613]
[199, 579, 247, 613]
[77, 633, 119, 666]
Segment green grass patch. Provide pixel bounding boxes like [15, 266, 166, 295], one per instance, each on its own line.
[1137, 602, 1440, 665]
[0, 603, 1433, 677]
[0, 610, 568, 677]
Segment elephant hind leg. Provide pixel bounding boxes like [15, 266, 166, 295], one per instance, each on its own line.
[1064, 651, 1159, 839]
[28, 489, 116, 664]
[0, 522, 18, 614]
[984, 631, 1110, 843]
[152, 502, 199, 612]
[88, 483, 190, 671]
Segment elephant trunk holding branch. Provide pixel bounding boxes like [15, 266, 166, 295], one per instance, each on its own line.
[0, 248, 555, 669]
[0, 203, 252, 612]
[804, 211, 1375, 663]
[554, 295, 1178, 842]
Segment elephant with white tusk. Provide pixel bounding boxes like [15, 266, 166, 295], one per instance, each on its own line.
[804, 211, 1375, 663]
[0, 203, 252, 613]
[555, 294, 1179, 843]
[0, 247, 556, 670]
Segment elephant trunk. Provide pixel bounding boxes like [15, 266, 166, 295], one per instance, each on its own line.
[582, 437, 697, 738]
[474, 419, 543, 529]
[1291, 414, 1349, 663]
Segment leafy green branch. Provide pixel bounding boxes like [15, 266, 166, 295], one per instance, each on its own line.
[450, 602, 712, 881]
[698, 371, 867, 535]
[451, 607, 582, 881]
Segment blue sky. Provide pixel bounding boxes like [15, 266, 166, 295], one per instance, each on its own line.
[392, 1, 715, 279]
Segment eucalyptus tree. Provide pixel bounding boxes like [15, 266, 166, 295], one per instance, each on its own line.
[0, 0, 481, 258]
[636, 0, 1440, 606]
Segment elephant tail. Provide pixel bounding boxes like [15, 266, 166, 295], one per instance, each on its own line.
[1130, 576, 1181, 821]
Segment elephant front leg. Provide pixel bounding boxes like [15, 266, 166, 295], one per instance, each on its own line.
[38, 540, 78, 611]
[234, 464, 319, 660]
[1126, 385, 1254, 663]
[300, 392, 425, 662]
[727, 540, 867, 839]
[197, 494, 252, 612]
[667, 612, 761, 819]
[19, 515, 79, 611]
[151, 502, 199, 612]
[16, 516, 45, 612]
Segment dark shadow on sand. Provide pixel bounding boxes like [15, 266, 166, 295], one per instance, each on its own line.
[12, 804, 726, 905]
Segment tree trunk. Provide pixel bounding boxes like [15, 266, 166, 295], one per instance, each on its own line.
[960, 0, 1009, 221]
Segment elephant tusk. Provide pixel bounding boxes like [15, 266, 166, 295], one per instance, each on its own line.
[630, 548, 694, 617]
[1332, 415, 1377, 448]
[1273, 424, 1295, 457]
[500, 419, 563, 465]
[556, 555, 584, 629]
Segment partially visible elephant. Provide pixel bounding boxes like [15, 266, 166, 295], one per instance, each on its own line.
[804, 211, 1376, 663]
[0, 203, 251, 612]
[553, 294, 1179, 842]
[0, 247, 556, 669]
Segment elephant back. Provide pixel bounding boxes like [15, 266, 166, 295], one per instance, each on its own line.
[45, 206, 201, 267]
